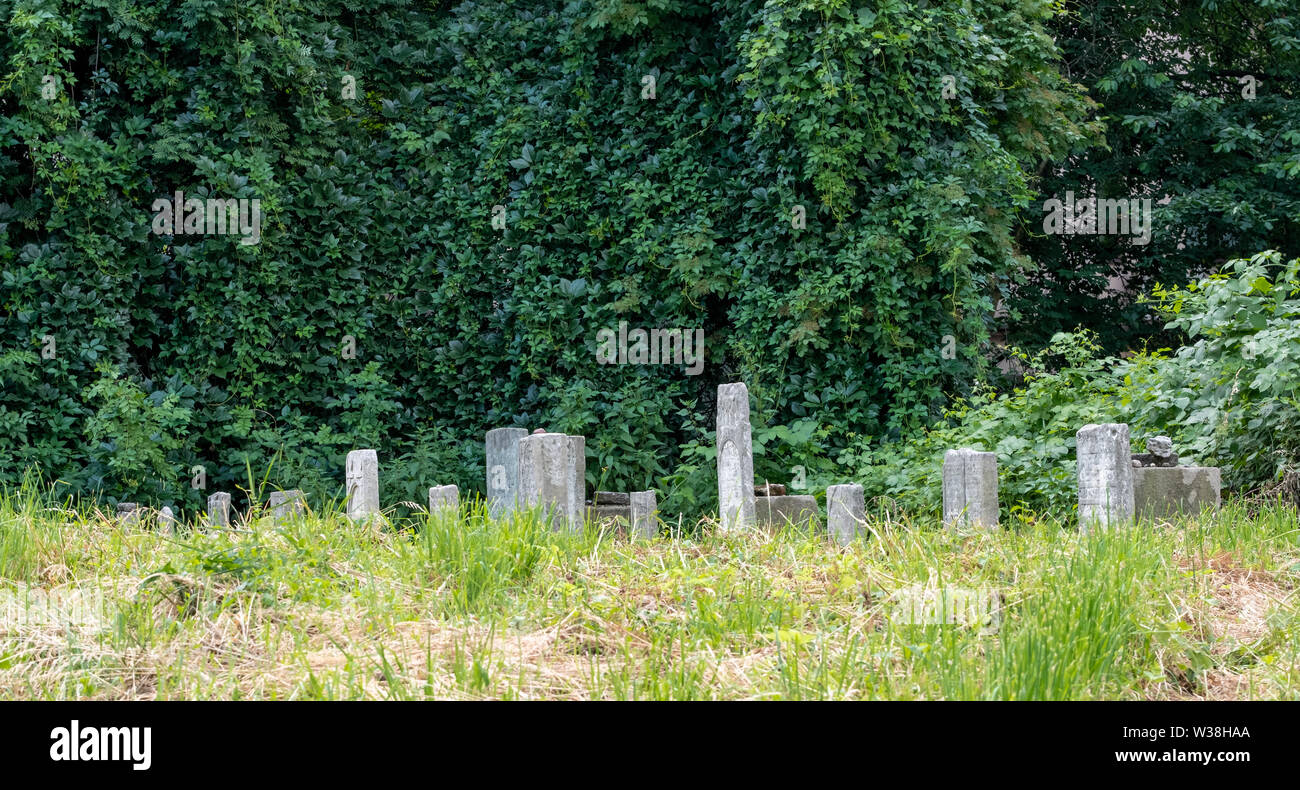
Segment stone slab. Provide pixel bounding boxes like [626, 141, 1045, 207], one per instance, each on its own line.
[756, 495, 819, 530]
[1134, 466, 1221, 518]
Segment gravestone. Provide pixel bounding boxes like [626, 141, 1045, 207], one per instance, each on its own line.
[587, 491, 631, 526]
[1134, 466, 1221, 518]
[755, 495, 819, 530]
[268, 490, 305, 522]
[518, 432, 586, 531]
[716, 382, 755, 532]
[116, 502, 140, 526]
[345, 449, 380, 522]
[486, 427, 528, 519]
[825, 484, 865, 546]
[208, 492, 231, 528]
[428, 485, 459, 516]
[942, 448, 999, 531]
[158, 506, 176, 534]
[1076, 423, 1135, 531]
[629, 491, 658, 540]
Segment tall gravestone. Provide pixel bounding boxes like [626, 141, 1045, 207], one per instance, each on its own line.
[825, 484, 865, 546]
[942, 449, 999, 531]
[486, 427, 528, 519]
[428, 485, 459, 517]
[629, 491, 658, 540]
[716, 383, 755, 532]
[346, 449, 380, 523]
[208, 492, 231, 528]
[1076, 423, 1135, 532]
[518, 432, 585, 531]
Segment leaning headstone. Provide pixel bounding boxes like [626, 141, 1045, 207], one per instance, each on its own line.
[716, 382, 755, 532]
[428, 485, 459, 517]
[158, 506, 176, 535]
[486, 427, 528, 519]
[208, 492, 232, 528]
[518, 432, 586, 531]
[116, 502, 140, 526]
[629, 491, 658, 540]
[825, 484, 865, 546]
[942, 448, 999, 531]
[1076, 423, 1135, 531]
[268, 490, 305, 522]
[345, 449, 380, 522]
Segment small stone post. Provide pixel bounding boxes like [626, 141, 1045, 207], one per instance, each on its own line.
[208, 492, 231, 528]
[629, 491, 658, 540]
[268, 490, 305, 522]
[825, 484, 865, 546]
[158, 506, 176, 535]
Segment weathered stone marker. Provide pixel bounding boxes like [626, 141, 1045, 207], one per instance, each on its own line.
[486, 427, 528, 518]
[428, 485, 460, 516]
[208, 492, 231, 528]
[588, 491, 631, 526]
[755, 495, 820, 530]
[158, 506, 176, 534]
[629, 491, 658, 540]
[1076, 423, 1135, 531]
[268, 489, 305, 521]
[345, 449, 380, 522]
[825, 484, 865, 546]
[116, 502, 140, 526]
[518, 432, 586, 531]
[942, 448, 999, 531]
[716, 382, 755, 532]
[1134, 466, 1221, 518]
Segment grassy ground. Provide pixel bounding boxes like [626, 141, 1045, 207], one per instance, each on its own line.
[1, 483, 1298, 700]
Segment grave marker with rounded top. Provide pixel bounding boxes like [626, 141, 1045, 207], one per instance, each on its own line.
[428, 485, 460, 517]
[942, 449, 999, 531]
[716, 382, 755, 532]
[1076, 423, 1135, 531]
[159, 506, 176, 535]
[486, 427, 528, 519]
[825, 484, 865, 545]
[208, 492, 231, 528]
[346, 449, 380, 523]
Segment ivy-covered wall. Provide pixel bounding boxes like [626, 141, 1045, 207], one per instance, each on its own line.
[0, 0, 1097, 514]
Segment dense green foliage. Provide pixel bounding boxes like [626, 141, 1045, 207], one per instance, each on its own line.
[1009, 0, 1300, 354]
[0, 0, 1097, 512]
[852, 251, 1300, 517]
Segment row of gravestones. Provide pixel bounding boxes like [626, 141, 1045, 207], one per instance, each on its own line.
[113, 384, 1220, 536]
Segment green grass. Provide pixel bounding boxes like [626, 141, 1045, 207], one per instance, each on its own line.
[0, 480, 1297, 700]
